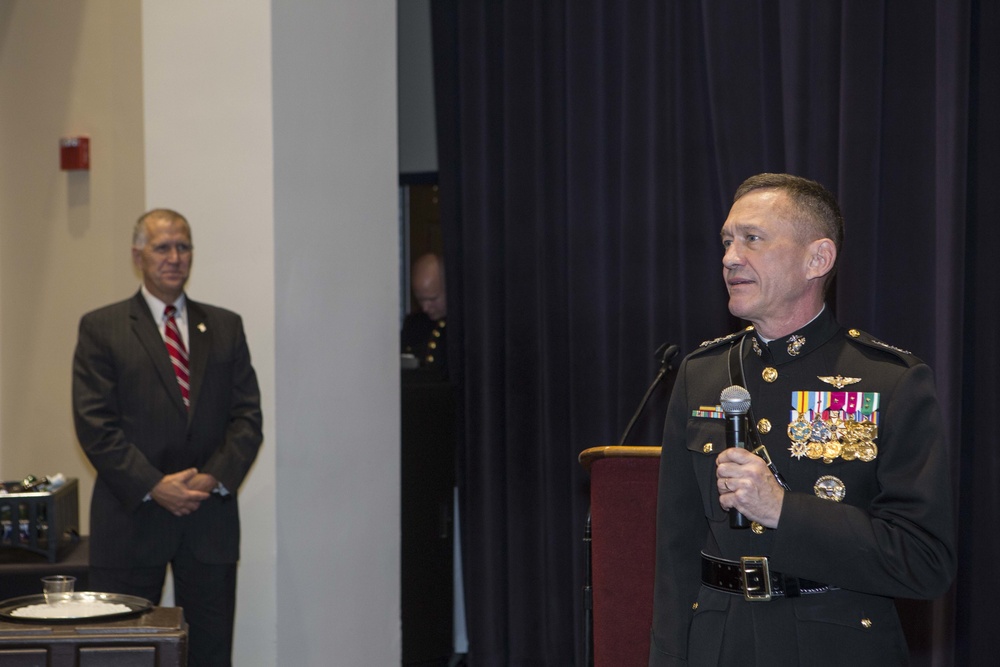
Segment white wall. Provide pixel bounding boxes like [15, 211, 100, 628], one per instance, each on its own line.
[1, 1, 399, 664]
[0, 0, 144, 525]
[272, 1, 401, 664]
[140, 1, 279, 663]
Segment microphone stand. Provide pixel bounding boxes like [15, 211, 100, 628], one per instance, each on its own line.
[583, 342, 679, 667]
[616, 343, 680, 446]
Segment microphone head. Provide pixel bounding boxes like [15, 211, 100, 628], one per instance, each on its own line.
[653, 342, 680, 363]
[660, 344, 680, 365]
[720, 385, 751, 415]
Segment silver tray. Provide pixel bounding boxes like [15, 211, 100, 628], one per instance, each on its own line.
[0, 592, 152, 624]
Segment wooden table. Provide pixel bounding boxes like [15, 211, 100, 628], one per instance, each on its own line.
[0, 606, 187, 666]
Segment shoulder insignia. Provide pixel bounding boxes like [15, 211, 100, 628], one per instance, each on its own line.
[696, 326, 753, 350]
[846, 328, 920, 364]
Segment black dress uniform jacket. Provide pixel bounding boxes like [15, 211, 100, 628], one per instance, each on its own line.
[648, 306, 955, 666]
[401, 312, 447, 377]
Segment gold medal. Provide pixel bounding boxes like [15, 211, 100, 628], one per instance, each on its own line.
[857, 441, 878, 462]
[787, 394, 880, 464]
[826, 416, 846, 442]
[787, 417, 811, 443]
[842, 419, 863, 444]
[810, 418, 832, 443]
[858, 421, 878, 441]
[822, 441, 843, 464]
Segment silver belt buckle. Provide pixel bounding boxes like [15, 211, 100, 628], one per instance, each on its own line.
[740, 556, 772, 602]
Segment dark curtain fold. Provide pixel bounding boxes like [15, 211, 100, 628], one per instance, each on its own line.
[432, 0, 997, 664]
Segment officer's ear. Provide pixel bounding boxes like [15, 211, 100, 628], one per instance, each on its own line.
[806, 238, 836, 281]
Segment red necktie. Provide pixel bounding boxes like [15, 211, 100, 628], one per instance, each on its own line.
[164, 305, 190, 409]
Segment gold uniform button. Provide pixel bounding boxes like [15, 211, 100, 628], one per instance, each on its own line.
[757, 418, 771, 434]
[861, 618, 873, 629]
[426, 355, 434, 363]
[429, 341, 437, 349]
[703, 443, 714, 454]
[751, 522, 765, 534]
[762, 367, 778, 383]
[849, 329, 861, 338]
[433, 330, 441, 338]
[438, 320, 447, 329]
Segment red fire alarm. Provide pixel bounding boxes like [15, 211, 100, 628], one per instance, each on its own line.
[60, 136, 90, 171]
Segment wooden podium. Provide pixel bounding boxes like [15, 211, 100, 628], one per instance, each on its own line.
[579, 446, 661, 667]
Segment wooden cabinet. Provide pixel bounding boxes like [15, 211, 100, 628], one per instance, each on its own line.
[0, 607, 187, 666]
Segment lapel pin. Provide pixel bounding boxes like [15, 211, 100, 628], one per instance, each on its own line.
[197, 323, 207, 332]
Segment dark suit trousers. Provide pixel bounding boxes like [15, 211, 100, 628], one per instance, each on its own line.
[90, 539, 237, 667]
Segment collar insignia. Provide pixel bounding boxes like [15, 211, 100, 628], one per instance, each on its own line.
[818, 375, 861, 389]
[787, 335, 806, 356]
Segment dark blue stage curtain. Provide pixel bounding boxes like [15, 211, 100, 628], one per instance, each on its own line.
[431, 1, 996, 664]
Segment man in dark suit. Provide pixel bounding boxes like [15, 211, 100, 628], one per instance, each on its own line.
[648, 174, 955, 665]
[73, 208, 262, 667]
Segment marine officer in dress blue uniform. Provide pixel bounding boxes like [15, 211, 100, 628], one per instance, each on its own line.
[648, 174, 955, 666]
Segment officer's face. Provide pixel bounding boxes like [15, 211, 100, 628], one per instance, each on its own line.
[413, 268, 447, 321]
[132, 216, 193, 304]
[720, 190, 819, 337]
[416, 287, 447, 321]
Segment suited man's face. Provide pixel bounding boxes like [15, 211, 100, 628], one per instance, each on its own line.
[132, 216, 193, 304]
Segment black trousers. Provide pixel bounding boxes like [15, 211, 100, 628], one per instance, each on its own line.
[687, 587, 909, 666]
[90, 543, 238, 667]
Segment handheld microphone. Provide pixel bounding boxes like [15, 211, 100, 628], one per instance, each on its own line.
[720, 385, 752, 529]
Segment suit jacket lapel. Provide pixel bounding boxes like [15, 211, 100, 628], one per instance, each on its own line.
[129, 292, 187, 414]
[185, 300, 211, 418]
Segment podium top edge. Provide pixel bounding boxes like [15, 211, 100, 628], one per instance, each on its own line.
[578, 445, 661, 470]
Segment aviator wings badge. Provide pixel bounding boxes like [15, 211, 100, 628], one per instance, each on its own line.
[818, 375, 861, 389]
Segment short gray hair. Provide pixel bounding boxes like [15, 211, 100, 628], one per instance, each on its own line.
[733, 173, 843, 291]
[133, 209, 191, 248]
[733, 173, 843, 252]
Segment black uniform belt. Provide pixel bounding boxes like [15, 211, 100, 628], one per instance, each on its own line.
[701, 553, 833, 602]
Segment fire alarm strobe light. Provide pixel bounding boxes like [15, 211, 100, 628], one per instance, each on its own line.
[60, 137, 90, 171]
